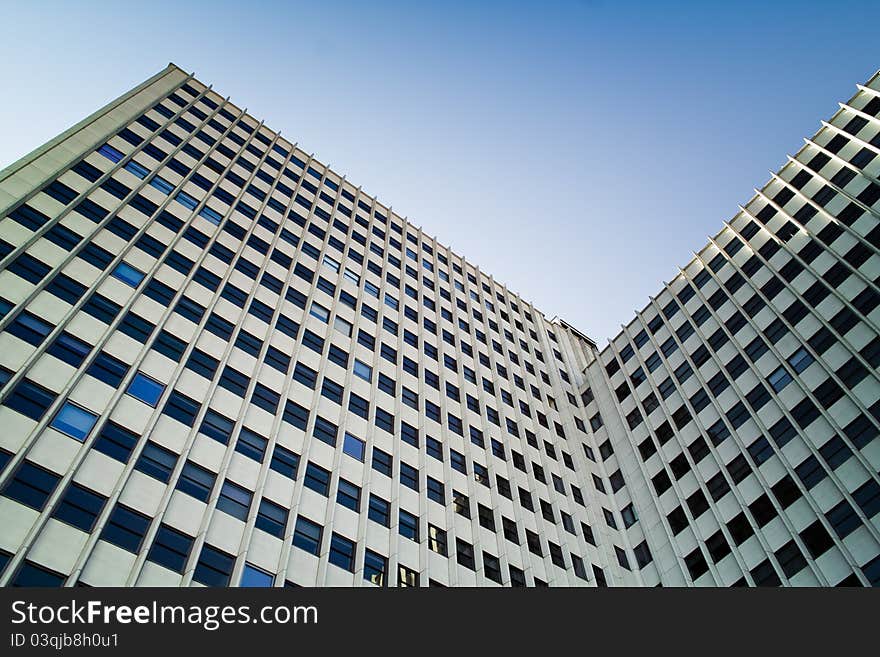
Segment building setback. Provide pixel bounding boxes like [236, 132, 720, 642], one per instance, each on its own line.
[0, 64, 877, 587]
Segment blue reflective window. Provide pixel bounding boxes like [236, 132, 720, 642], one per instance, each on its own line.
[149, 176, 175, 195]
[199, 206, 222, 225]
[126, 372, 165, 406]
[97, 143, 124, 163]
[353, 360, 372, 382]
[111, 262, 145, 287]
[343, 433, 365, 461]
[240, 564, 274, 587]
[175, 191, 198, 210]
[50, 402, 98, 441]
[124, 160, 150, 179]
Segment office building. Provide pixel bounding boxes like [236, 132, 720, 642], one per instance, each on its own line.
[0, 64, 877, 586]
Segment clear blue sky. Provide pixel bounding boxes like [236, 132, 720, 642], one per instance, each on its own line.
[1, 0, 877, 342]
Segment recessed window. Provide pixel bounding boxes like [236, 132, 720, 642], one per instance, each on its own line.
[216, 480, 252, 521]
[328, 533, 356, 572]
[52, 483, 107, 531]
[788, 346, 815, 373]
[97, 143, 124, 162]
[192, 544, 235, 586]
[292, 516, 323, 555]
[333, 316, 352, 337]
[50, 402, 98, 441]
[767, 366, 793, 392]
[147, 524, 193, 573]
[10, 562, 66, 587]
[364, 550, 388, 587]
[309, 302, 329, 323]
[112, 262, 145, 287]
[342, 433, 365, 461]
[126, 372, 165, 406]
[240, 564, 274, 587]
[343, 268, 360, 285]
[353, 359, 372, 381]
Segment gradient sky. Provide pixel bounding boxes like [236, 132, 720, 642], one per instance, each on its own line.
[1, 0, 877, 343]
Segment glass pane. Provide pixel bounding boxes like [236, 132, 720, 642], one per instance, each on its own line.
[240, 564, 274, 587]
[127, 372, 165, 406]
[343, 433, 365, 461]
[112, 262, 145, 287]
[51, 402, 98, 440]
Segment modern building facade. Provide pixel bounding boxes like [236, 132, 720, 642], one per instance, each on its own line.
[0, 64, 876, 587]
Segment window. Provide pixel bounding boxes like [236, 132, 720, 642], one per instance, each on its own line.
[372, 448, 392, 477]
[398, 564, 419, 587]
[342, 433, 365, 461]
[160, 390, 200, 428]
[826, 499, 860, 538]
[127, 372, 165, 406]
[134, 442, 177, 483]
[368, 494, 390, 527]
[1, 379, 54, 423]
[100, 504, 150, 552]
[270, 445, 300, 479]
[788, 346, 814, 373]
[232, 426, 267, 461]
[550, 543, 567, 569]
[428, 525, 448, 556]
[399, 509, 420, 542]
[292, 517, 323, 555]
[50, 402, 98, 441]
[98, 142, 124, 162]
[426, 476, 445, 505]
[456, 539, 475, 570]
[216, 480, 252, 521]
[192, 544, 235, 586]
[328, 533, 356, 572]
[400, 462, 419, 491]
[147, 525, 193, 573]
[483, 552, 503, 584]
[478, 504, 496, 532]
[240, 564, 274, 587]
[353, 359, 372, 381]
[176, 461, 215, 502]
[767, 366, 793, 392]
[309, 302, 329, 322]
[86, 351, 128, 388]
[364, 550, 388, 587]
[255, 499, 288, 538]
[336, 479, 361, 512]
[47, 332, 91, 367]
[526, 530, 543, 556]
[52, 483, 106, 532]
[10, 562, 66, 587]
[112, 262, 145, 287]
[348, 393, 369, 419]
[303, 463, 331, 496]
[313, 416, 338, 447]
